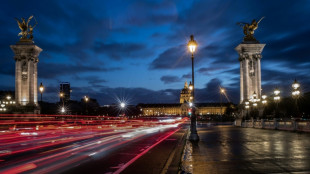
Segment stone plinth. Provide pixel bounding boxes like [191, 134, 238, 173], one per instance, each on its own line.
[236, 43, 265, 104]
[10, 42, 42, 106]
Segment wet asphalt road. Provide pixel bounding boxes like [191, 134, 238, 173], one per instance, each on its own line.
[189, 125, 310, 174]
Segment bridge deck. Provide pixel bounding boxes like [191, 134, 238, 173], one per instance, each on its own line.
[186, 125, 310, 174]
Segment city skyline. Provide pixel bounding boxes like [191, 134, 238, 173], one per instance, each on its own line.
[1, 0, 310, 105]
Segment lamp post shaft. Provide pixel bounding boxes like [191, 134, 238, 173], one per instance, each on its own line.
[189, 52, 199, 142]
[40, 93, 42, 103]
[191, 53, 194, 97]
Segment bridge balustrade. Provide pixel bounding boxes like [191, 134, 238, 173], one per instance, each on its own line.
[238, 119, 310, 132]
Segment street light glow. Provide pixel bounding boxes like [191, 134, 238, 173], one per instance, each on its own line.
[274, 89, 280, 95]
[220, 88, 225, 93]
[84, 96, 89, 102]
[189, 84, 193, 90]
[39, 82, 44, 93]
[292, 79, 300, 89]
[262, 95, 267, 100]
[61, 107, 65, 113]
[187, 35, 197, 54]
[274, 96, 280, 101]
[120, 102, 126, 108]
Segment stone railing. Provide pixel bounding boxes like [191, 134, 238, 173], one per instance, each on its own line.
[238, 119, 310, 132]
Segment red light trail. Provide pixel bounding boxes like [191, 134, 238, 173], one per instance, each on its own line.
[0, 114, 187, 173]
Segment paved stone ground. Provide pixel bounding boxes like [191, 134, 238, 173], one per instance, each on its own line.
[187, 125, 310, 174]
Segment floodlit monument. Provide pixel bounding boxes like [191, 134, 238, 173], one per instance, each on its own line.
[179, 81, 192, 103]
[236, 17, 265, 104]
[10, 16, 42, 107]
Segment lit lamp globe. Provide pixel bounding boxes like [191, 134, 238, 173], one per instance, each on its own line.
[189, 82, 193, 91]
[120, 102, 126, 108]
[39, 83, 44, 93]
[274, 88, 280, 95]
[84, 96, 89, 102]
[292, 79, 300, 90]
[188, 35, 197, 54]
[220, 88, 225, 94]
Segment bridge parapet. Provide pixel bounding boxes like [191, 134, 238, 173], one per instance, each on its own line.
[237, 119, 310, 132]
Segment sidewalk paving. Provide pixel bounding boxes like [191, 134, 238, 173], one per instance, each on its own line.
[181, 125, 310, 174]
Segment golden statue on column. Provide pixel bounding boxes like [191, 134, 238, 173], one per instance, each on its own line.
[15, 15, 37, 41]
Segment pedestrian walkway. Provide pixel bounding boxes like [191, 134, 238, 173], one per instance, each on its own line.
[181, 125, 310, 174]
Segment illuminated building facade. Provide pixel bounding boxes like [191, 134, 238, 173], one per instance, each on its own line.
[138, 103, 230, 116]
[180, 81, 192, 103]
[138, 82, 232, 116]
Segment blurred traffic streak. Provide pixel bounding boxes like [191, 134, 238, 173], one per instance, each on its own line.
[0, 114, 187, 173]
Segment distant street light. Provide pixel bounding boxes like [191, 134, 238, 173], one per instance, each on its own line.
[292, 79, 300, 118]
[245, 100, 250, 119]
[61, 106, 65, 113]
[220, 87, 225, 116]
[261, 95, 267, 104]
[273, 88, 281, 118]
[187, 34, 199, 142]
[60, 92, 65, 114]
[120, 102, 126, 116]
[39, 82, 44, 103]
[84, 96, 89, 115]
[120, 102, 126, 108]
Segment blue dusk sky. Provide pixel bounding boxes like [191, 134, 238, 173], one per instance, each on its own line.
[0, 0, 310, 105]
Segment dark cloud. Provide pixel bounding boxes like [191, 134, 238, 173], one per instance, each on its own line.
[182, 73, 191, 79]
[38, 63, 121, 79]
[92, 41, 150, 60]
[160, 75, 182, 84]
[124, 1, 178, 26]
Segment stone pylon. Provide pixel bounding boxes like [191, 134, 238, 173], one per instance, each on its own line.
[236, 42, 265, 104]
[10, 41, 42, 106]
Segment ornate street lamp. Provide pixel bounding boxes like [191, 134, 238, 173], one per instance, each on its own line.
[292, 79, 300, 118]
[187, 35, 199, 142]
[39, 82, 44, 103]
[261, 95, 267, 104]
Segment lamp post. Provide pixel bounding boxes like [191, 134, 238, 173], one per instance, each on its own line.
[220, 87, 225, 116]
[261, 95, 267, 118]
[120, 102, 126, 116]
[187, 35, 199, 142]
[39, 82, 44, 103]
[84, 96, 89, 115]
[245, 100, 250, 120]
[60, 92, 65, 114]
[273, 88, 281, 118]
[292, 79, 300, 118]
